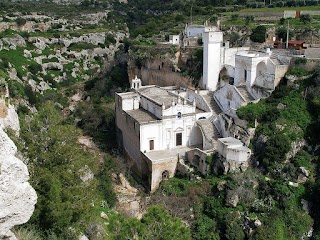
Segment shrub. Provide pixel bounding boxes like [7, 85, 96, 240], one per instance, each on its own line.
[294, 57, 307, 65]
[300, 14, 312, 24]
[245, 15, 254, 25]
[28, 63, 42, 74]
[250, 25, 267, 43]
[262, 133, 290, 168]
[276, 27, 294, 42]
[159, 177, 199, 196]
[286, 67, 310, 77]
[12, 226, 43, 240]
[231, 14, 239, 21]
[15, 17, 26, 26]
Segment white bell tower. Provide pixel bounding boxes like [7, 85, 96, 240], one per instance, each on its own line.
[131, 75, 142, 90]
[202, 31, 223, 91]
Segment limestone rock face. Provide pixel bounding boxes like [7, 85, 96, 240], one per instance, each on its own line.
[225, 191, 239, 208]
[286, 139, 306, 161]
[112, 173, 144, 219]
[0, 105, 20, 132]
[2, 35, 26, 48]
[0, 128, 37, 239]
[213, 154, 249, 175]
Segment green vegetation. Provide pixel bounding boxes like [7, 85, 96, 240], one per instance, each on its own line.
[108, 206, 191, 239]
[15, 17, 26, 26]
[68, 42, 97, 51]
[1, 1, 320, 239]
[14, 103, 103, 238]
[250, 25, 267, 43]
[0, 47, 32, 76]
[159, 177, 200, 196]
[74, 62, 129, 149]
[287, 67, 312, 76]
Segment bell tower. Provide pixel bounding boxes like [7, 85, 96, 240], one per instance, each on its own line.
[203, 31, 223, 91]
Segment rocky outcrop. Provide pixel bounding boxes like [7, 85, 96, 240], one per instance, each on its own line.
[0, 35, 26, 50]
[286, 139, 306, 161]
[214, 113, 255, 146]
[225, 190, 239, 207]
[112, 173, 144, 219]
[213, 154, 250, 175]
[0, 128, 37, 239]
[0, 104, 20, 132]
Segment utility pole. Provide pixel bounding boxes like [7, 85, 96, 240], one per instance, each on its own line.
[190, 4, 193, 24]
[286, 19, 289, 49]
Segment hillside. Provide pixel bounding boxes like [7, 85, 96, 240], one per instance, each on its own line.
[0, 0, 319, 240]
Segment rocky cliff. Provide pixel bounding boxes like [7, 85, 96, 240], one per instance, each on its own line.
[0, 108, 37, 240]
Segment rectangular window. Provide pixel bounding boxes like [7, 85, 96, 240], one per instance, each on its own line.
[176, 133, 182, 146]
[149, 140, 154, 150]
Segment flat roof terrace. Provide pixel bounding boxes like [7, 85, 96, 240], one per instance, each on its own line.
[126, 108, 159, 124]
[139, 86, 193, 109]
[143, 146, 193, 163]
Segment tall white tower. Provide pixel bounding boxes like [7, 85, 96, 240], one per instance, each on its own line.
[202, 31, 223, 91]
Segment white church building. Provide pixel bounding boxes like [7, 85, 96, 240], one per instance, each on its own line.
[202, 30, 290, 99]
[116, 28, 291, 192]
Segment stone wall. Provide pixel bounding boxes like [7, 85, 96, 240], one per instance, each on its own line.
[145, 156, 178, 192]
[186, 89, 211, 112]
[129, 65, 190, 89]
[275, 65, 290, 86]
[185, 148, 210, 175]
[128, 47, 199, 89]
[238, 11, 284, 20]
[214, 113, 254, 146]
[214, 84, 246, 112]
[115, 98, 142, 175]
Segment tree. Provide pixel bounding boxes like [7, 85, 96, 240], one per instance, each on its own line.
[193, 213, 220, 240]
[279, 17, 285, 25]
[141, 206, 191, 240]
[20, 102, 101, 237]
[300, 14, 312, 24]
[276, 27, 294, 41]
[231, 14, 239, 21]
[229, 32, 240, 47]
[15, 17, 26, 26]
[245, 15, 254, 25]
[109, 206, 191, 239]
[250, 25, 267, 43]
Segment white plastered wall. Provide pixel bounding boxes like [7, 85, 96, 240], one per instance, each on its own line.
[140, 115, 196, 152]
[203, 31, 223, 91]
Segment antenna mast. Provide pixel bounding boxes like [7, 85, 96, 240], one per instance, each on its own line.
[286, 19, 289, 49]
[190, 4, 193, 24]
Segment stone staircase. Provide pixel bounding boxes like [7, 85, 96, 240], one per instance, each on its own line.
[236, 85, 254, 102]
[203, 92, 222, 118]
[270, 52, 282, 65]
[270, 50, 291, 65]
[196, 117, 221, 150]
[196, 92, 224, 149]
